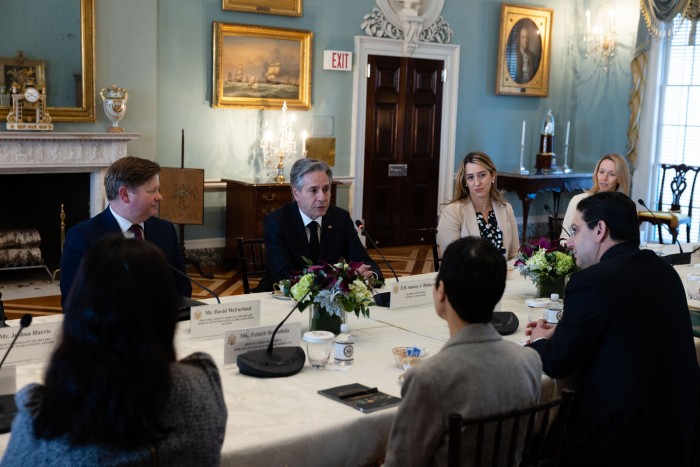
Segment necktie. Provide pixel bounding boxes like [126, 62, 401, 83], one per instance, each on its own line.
[308, 221, 320, 263]
[128, 224, 144, 240]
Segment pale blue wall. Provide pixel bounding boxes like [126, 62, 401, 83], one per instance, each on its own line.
[14, 0, 641, 242]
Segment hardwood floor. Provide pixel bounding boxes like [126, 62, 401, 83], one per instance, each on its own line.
[2, 245, 436, 319]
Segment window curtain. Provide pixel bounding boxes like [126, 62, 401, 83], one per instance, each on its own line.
[627, 41, 648, 170]
[628, 0, 699, 169]
[641, 0, 689, 38]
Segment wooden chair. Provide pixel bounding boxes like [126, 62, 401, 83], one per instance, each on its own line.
[638, 163, 700, 244]
[447, 389, 575, 467]
[429, 228, 440, 271]
[237, 237, 266, 294]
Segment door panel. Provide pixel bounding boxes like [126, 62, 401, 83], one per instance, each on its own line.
[362, 55, 443, 247]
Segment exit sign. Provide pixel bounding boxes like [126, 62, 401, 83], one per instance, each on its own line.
[323, 50, 352, 71]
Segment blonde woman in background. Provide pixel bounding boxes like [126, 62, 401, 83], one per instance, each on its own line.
[559, 153, 631, 242]
[436, 152, 520, 260]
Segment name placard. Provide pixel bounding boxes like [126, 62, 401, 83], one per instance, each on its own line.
[0, 321, 62, 365]
[223, 322, 301, 365]
[190, 300, 261, 339]
[389, 276, 436, 309]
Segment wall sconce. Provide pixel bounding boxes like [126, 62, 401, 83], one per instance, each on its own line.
[584, 7, 617, 71]
[260, 101, 307, 183]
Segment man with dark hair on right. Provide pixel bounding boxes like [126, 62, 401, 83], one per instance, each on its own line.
[384, 237, 541, 466]
[527, 192, 700, 466]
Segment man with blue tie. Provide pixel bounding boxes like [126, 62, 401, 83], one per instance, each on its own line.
[59, 156, 192, 307]
[258, 158, 382, 292]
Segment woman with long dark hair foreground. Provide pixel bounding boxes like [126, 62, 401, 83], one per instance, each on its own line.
[2, 236, 226, 466]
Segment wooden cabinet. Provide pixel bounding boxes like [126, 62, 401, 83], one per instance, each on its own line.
[223, 179, 338, 260]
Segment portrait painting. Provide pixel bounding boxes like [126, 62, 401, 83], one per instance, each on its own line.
[212, 22, 312, 110]
[496, 4, 553, 97]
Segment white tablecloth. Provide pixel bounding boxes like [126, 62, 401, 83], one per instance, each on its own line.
[0, 268, 698, 466]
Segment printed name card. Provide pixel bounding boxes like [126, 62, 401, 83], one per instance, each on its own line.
[190, 300, 261, 339]
[389, 275, 437, 309]
[0, 320, 62, 365]
[223, 322, 301, 365]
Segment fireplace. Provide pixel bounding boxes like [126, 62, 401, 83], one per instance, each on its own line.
[0, 132, 138, 266]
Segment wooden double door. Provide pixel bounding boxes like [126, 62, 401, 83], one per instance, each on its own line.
[362, 55, 444, 247]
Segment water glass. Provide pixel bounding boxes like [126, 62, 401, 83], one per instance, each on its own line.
[302, 331, 335, 368]
[685, 273, 700, 300]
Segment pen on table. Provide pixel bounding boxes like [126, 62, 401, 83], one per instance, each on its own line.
[338, 387, 378, 399]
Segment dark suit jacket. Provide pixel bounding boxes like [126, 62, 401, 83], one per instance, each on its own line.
[59, 208, 192, 307]
[530, 242, 699, 466]
[258, 203, 382, 292]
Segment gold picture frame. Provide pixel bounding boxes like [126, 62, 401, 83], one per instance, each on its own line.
[0, 54, 46, 91]
[222, 0, 302, 17]
[495, 4, 553, 97]
[212, 22, 312, 110]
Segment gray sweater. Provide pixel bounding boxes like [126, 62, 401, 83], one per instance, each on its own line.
[1, 352, 227, 466]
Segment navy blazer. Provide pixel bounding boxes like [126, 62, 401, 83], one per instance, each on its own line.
[258, 203, 382, 292]
[530, 242, 699, 465]
[59, 208, 192, 307]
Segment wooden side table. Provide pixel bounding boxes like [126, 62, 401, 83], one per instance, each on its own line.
[223, 179, 339, 260]
[497, 172, 593, 242]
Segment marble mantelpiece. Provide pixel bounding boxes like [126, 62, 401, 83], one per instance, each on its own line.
[0, 132, 139, 216]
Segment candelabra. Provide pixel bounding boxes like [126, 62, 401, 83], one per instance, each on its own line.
[584, 7, 617, 71]
[261, 101, 304, 183]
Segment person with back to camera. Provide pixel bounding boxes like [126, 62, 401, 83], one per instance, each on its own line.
[526, 192, 699, 466]
[559, 153, 630, 243]
[384, 237, 542, 466]
[59, 156, 192, 308]
[436, 152, 520, 260]
[2, 237, 227, 466]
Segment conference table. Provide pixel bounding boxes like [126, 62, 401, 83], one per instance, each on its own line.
[1, 261, 699, 466]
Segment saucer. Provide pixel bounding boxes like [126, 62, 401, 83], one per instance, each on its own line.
[525, 297, 551, 308]
[271, 291, 292, 301]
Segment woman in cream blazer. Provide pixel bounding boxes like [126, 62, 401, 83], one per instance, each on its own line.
[437, 152, 520, 260]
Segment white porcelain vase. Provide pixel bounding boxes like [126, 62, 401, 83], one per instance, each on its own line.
[100, 84, 128, 133]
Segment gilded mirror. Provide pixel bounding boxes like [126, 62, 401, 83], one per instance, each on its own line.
[0, 0, 95, 122]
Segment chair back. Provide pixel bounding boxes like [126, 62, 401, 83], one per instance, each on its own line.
[429, 228, 440, 271]
[447, 389, 575, 467]
[237, 237, 266, 294]
[656, 163, 700, 214]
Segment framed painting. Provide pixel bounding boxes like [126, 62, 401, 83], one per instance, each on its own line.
[212, 22, 312, 110]
[495, 4, 553, 97]
[158, 168, 204, 225]
[222, 0, 302, 17]
[0, 54, 46, 91]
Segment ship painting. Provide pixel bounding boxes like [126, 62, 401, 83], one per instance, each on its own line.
[265, 62, 281, 84]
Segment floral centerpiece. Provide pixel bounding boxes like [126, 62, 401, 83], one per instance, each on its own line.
[515, 237, 578, 298]
[281, 258, 383, 334]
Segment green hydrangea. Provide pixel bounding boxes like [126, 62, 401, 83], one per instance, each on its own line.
[290, 273, 315, 302]
[553, 251, 576, 275]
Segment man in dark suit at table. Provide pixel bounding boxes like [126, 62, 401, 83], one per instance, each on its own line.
[60, 156, 192, 307]
[527, 192, 700, 466]
[258, 158, 382, 292]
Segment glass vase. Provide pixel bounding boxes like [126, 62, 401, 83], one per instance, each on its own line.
[309, 304, 345, 335]
[537, 275, 567, 298]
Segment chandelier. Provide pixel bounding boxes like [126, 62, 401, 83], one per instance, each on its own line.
[260, 101, 307, 183]
[584, 7, 617, 71]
